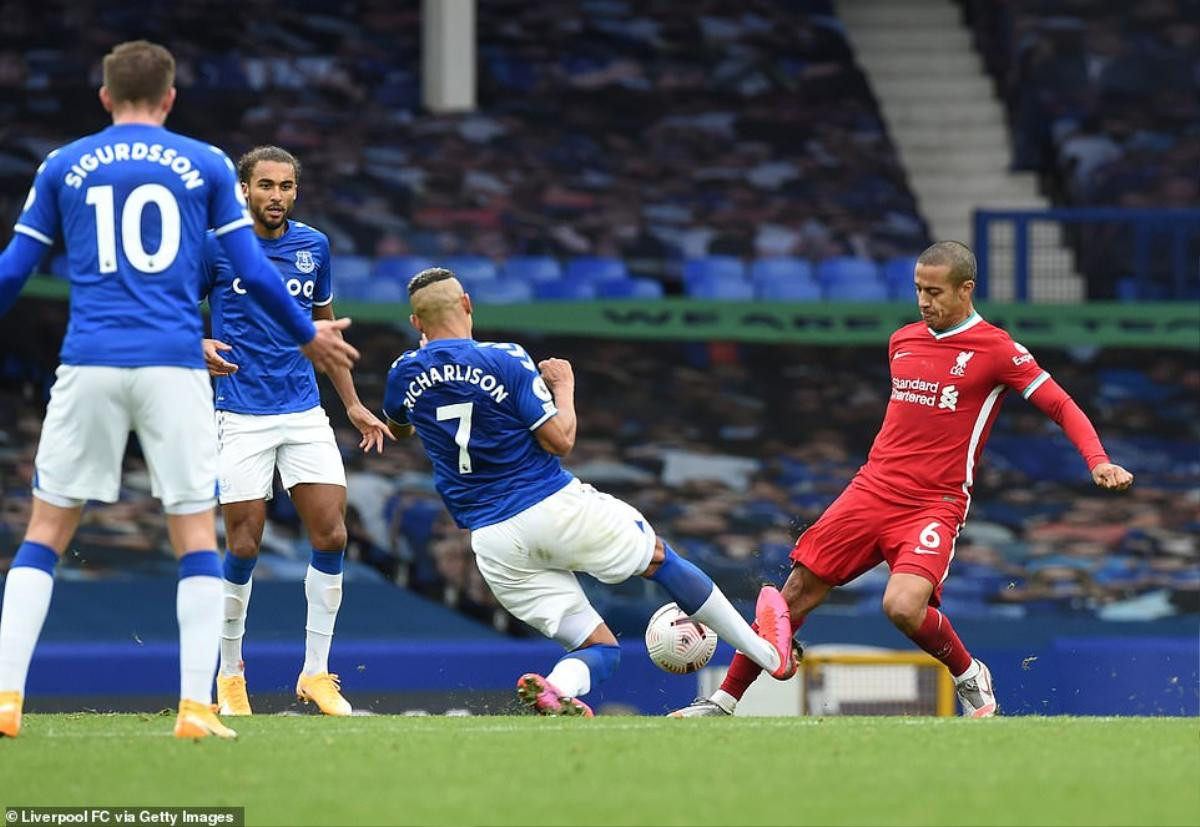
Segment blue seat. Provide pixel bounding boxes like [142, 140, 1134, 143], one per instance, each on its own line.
[565, 257, 628, 283]
[439, 256, 498, 283]
[751, 257, 814, 284]
[1115, 277, 1170, 302]
[502, 256, 562, 283]
[331, 255, 372, 284]
[682, 256, 746, 285]
[882, 256, 918, 294]
[816, 256, 880, 286]
[470, 280, 534, 304]
[757, 278, 821, 301]
[534, 280, 597, 301]
[686, 274, 755, 301]
[824, 280, 890, 301]
[372, 256, 432, 283]
[336, 279, 372, 301]
[364, 280, 407, 303]
[598, 278, 665, 299]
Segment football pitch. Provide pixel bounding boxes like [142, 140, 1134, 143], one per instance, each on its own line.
[1, 715, 1197, 826]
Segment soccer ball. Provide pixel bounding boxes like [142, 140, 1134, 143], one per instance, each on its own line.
[645, 602, 717, 674]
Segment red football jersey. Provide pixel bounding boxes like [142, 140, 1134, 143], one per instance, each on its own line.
[854, 312, 1049, 519]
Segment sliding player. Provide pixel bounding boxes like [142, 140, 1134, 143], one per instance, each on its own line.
[383, 268, 796, 716]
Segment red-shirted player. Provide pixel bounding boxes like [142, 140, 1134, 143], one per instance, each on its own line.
[671, 241, 1134, 718]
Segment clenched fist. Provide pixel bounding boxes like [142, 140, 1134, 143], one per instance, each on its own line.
[537, 358, 574, 393]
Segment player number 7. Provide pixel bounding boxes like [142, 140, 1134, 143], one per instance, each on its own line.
[437, 403, 474, 474]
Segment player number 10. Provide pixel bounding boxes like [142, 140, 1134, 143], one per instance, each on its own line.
[437, 402, 474, 474]
[85, 183, 181, 274]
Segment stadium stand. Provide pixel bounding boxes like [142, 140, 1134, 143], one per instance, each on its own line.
[962, 0, 1200, 299]
[0, 0, 930, 295]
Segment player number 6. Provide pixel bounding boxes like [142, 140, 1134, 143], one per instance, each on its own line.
[919, 521, 942, 549]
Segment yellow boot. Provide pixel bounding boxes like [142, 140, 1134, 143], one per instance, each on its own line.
[216, 672, 252, 716]
[295, 672, 352, 716]
[174, 699, 238, 739]
[0, 691, 22, 737]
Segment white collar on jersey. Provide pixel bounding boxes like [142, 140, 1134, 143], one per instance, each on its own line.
[928, 310, 982, 340]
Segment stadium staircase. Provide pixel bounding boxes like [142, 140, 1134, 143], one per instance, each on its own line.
[836, 0, 1084, 301]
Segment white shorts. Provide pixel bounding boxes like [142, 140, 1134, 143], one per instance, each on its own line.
[471, 478, 657, 649]
[216, 406, 346, 504]
[33, 365, 217, 513]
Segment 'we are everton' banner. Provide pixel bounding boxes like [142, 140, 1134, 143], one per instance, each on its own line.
[20, 277, 1199, 348]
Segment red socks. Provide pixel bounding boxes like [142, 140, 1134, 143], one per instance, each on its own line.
[908, 606, 972, 677]
[719, 615, 805, 701]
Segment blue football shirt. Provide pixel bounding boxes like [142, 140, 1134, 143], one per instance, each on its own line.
[198, 221, 332, 414]
[383, 339, 574, 529]
[14, 123, 252, 368]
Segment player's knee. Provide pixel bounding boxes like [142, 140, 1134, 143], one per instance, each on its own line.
[881, 591, 924, 634]
[311, 522, 347, 553]
[227, 534, 261, 560]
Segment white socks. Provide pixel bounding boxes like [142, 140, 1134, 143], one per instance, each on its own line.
[546, 657, 592, 698]
[303, 567, 342, 676]
[690, 588, 781, 673]
[177, 575, 222, 704]
[710, 689, 737, 714]
[220, 567, 344, 678]
[0, 567, 55, 695]
[955, 658, 981, 683]
[220, 578, 253, 677]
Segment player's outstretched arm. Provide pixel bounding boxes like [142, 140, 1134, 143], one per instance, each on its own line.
[1027, 376, 1133, 491]
[216, 227, 358, 373]
[0, 234, 49, 317]
[313, 303, 393, 453]
[534, 358, 577, 457]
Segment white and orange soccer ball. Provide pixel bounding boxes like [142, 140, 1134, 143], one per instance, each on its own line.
[644, 602, 717, 674]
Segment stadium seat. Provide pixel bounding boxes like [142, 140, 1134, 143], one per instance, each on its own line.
[686, 274, 755, 301]
[824, 279, 890, 302]
[364, 280, 407, 303]
[1115, 277, 1170, 302]
[335, 279, 372, 302]
[816, 256, 880, 286]
[565, 257, 628, 283]
[331, 255, 373, 284]
[750, 257, 814, 284]
[372, 256, 433, 283]
[534, 280, 598, 301]
[470, 279, 535, 304]
[501, 256, 562, 283]
[439, 256, 498, 283]
[598, 278, 665, 299]
[682, 256, 746, 285]
[882, 256, 918, 298]
[756, 278, 822, 302]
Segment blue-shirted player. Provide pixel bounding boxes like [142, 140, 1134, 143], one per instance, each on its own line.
[383, 268, 797, 716]
[196, 146, 390, 718]
[0, 41, 358, 740]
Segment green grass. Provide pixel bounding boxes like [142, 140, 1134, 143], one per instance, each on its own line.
[1, 714, 1197, 826]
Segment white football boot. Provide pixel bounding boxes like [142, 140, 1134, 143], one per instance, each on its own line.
[955, 659, 998, 717]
